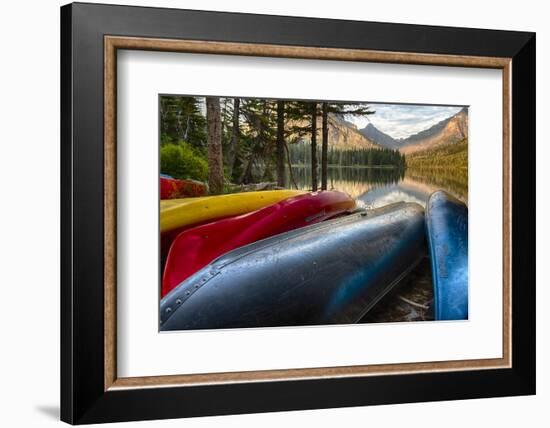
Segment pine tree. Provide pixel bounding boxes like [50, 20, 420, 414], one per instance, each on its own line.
[226, 98, 240, 180]
[321, 103, 329, 190]
[311, 103, 318, 191]
[206, 97, 224, 194]
[276, 100, 286, 187]
[160, 95, 206, 150]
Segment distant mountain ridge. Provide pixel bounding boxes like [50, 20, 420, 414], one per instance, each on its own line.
[290, 113, 379, 151]
[290, 107, 468, 155]
[326, 114, 380, 150]
[357, 107, 468, 154]
[358, 123, 401, 149]
[399, 107, 468, 154]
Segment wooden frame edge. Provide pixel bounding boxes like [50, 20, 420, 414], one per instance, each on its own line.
[105, 36, 510, 68]
[103, 35, 512, 391]
[104, 37, 117, 390]
[110, 357, 508, 390]
[502, 61, 512, 368]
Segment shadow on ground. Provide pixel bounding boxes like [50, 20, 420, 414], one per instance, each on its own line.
[35, 405, 59, 420]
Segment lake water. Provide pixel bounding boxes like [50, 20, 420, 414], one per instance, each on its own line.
[286, 166, 468, 208]
[285, 165, 468, 323]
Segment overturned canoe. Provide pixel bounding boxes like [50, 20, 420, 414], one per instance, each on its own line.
[425, 191, 468, 320]
[160, 202, 426, 331]
[160, 190, 304, 233]
[160, 176, 208, 199]
[162, 191, 356, 296]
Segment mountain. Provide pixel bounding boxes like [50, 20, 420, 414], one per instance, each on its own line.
[327, 114, 380, 150]
[358, 123, 400, 149]
[290, 113, 379, 151]
[357, 108, 468, 154]
[398, 108, 468, 154]
[288, 107, 468, 155]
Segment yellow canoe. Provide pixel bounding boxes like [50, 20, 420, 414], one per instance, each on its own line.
[160, 190, 305, 233]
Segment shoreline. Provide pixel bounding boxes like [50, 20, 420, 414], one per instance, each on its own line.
[289, 164, 403, 170]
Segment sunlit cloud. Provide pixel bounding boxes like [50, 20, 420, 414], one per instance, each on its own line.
[348, 104, 464, 139]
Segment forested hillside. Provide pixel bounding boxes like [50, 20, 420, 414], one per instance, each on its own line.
[289, 142, 405, 168]
[406, 138, 468, 169]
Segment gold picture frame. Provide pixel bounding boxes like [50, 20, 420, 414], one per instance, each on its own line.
[104, 36, 512, 391]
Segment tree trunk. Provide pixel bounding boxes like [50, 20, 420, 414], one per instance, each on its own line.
[206, 97, 224, 194]
[311, 103, 318, 191]
[276, 100, 286, 187]
[321, 103, 329, 190]
[284, 141, 298, 189]
[240, 152, 255, 184]
[227, 98, 240, 179]
[221, 98, 229, 136]
[260, 101, 275, 182]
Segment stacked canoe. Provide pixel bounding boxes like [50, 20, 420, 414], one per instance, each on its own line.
[159, 178, 469, 330]
[159, 189, 306, 264]
[162, 190, 356, 296]
[160, 175, 208, 199]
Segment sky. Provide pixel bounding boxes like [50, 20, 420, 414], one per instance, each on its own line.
[346, 103, 464, 139]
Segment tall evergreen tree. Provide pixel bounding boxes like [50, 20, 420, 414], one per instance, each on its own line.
[227, 98, 240, 179]
[160, 95, 206, 149]
[310, 103, 318, 191]
[276, 100, 286, 187]
[321, 102, 329, 190]
[206, 97, 224, 194]
[238, 99, 277, 184]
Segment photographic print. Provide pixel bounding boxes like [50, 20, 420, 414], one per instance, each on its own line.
[158, 95, 469, 331]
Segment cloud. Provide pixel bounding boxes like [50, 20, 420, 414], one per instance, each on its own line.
[349, 104, 464, 139]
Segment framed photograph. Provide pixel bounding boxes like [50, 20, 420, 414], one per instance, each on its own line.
[60, 2, 535, 424]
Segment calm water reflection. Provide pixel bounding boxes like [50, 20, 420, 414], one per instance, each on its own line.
[286, 166, 468, 207]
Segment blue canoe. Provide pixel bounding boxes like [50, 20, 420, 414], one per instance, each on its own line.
[425, 191, 468, 320]
[160, 202, 426, 331]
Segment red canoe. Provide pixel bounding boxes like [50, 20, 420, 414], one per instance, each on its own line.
[160, 218, 219, 272]
[160, 176, 207, 199]
[162, 191, 356, 297]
